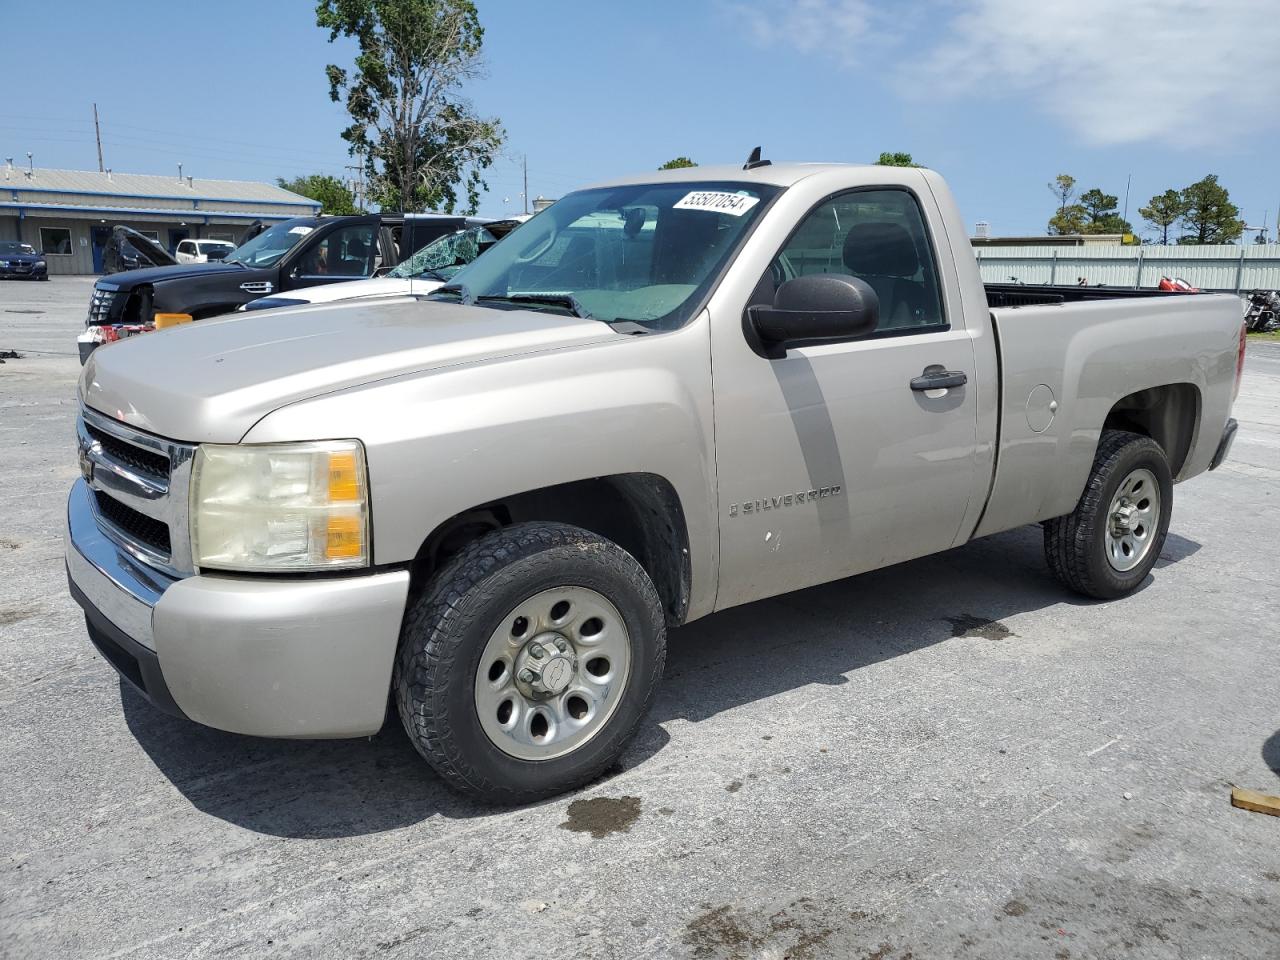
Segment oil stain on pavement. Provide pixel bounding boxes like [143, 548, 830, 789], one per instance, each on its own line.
[559, 795, 642, 838]
[945, 614, 1015, 640]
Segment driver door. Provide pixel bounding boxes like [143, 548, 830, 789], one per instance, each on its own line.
[711, 187, 983, 609]
[279, 216, 382, 292]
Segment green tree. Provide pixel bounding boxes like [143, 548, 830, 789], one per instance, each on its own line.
[317, 0, 504, 213]
[1138, 189, 1189, 245]
[1077, 188, 1133, 235]
[876, 151, 919, 167]
[276, 174, 359, 215]
[1048, 174, 1076, 214]
[1177, 174, 1244, 244]
[659, 157, 697, 170]
[1048, 204, 1087, 236]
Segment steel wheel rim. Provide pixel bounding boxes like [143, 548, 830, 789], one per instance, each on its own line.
[1105, 467, 1160, 573]
[474, 586, 632, 761]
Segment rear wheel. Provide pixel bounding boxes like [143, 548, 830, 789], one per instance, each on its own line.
[394, 522, 666, 804]
[1044, 430, 1173, 599]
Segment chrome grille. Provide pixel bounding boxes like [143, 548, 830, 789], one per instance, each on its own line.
[83, 422, 169, 480]
[77, 405, 196, 578]
[87, 284, 119, 326]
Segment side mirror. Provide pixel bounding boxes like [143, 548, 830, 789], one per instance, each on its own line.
[746, 274, 879, 358]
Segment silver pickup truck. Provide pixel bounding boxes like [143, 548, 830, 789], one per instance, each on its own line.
[66, 162, 1245, 804]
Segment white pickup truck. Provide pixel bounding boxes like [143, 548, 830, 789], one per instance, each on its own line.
[66, 161, 1244, 804]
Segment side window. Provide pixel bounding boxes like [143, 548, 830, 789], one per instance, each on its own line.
[770, 189, 946, 334]
[298, 225, 377, 277]
[178, 241, 194, 255]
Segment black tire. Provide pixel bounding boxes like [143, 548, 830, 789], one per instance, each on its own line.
[394, 522, 666, 804]
[1044, 429, 1173, 599]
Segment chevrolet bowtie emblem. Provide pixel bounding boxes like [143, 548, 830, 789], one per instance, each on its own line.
[78, 438, 99, 483]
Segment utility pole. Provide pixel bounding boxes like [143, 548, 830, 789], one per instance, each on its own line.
[1121, 172, 1131, 226]
[93, 103, 104, 173]
[523, 155, 529, 216]
[344, 163, 364, 212]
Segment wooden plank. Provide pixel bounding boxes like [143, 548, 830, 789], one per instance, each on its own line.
[1231, 787, 1280, 817]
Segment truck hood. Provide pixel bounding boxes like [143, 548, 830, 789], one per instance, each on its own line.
[80, 298, 619, 443]
[99, 261, 245, 289]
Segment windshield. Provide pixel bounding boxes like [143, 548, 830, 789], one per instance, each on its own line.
[438, 181, 780, 330]
[0, 241, 36, 256]
[224, 219, 318, 267]
[199, 241, 235, 254]
[389, 225, 502, 280]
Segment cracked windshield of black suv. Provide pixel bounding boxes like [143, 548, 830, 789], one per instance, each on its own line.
[437, 181, 780, 330]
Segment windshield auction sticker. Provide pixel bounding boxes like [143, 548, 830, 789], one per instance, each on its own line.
[673, 191, 761, 216]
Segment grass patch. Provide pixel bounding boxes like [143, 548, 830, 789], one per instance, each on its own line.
[1247, 330, 1280, 341]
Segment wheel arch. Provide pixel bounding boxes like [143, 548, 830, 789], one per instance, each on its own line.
[1102, 382, 1201, 480]
[410, 473, 693, 627]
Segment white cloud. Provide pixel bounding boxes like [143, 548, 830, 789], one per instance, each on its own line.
[726, 0, 877, 63]
[728, 0, 1280, 146]
[922, 0, 1280, 146]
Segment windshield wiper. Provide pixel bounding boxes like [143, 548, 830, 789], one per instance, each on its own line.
[475, 293, 593, 319]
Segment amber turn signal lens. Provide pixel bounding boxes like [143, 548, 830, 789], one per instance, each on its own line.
[326, 515, 364, 559]
[328, 451, 361, 501]
[153, 313, 193, 329]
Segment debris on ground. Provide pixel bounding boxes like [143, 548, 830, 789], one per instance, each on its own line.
[1231, 787, 1280, 817]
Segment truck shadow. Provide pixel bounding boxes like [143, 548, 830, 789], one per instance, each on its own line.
[121, 522, 1200, 838]
[1263, 729, 1280, 779]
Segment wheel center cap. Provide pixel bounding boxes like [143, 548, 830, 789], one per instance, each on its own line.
[541, 656, 574, 695]
[1112, 501, 1135, 534]
[515, 633, 578, 698]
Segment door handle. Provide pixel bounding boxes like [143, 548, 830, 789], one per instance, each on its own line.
[910, 369, 968, 391]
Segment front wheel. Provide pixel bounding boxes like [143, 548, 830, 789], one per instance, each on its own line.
[1044, 430, 1173, 599]
[394, 522, 666, 804]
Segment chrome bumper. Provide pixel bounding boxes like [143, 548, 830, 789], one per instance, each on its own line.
[66, 478, 172, 651]
[66, 479, 413, 738]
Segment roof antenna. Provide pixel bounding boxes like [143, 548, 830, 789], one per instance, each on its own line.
[743, 146, 771, 170]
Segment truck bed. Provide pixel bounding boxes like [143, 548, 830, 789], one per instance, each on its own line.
[984, 283, 1190, 309]
[972, 290, 1243, 540]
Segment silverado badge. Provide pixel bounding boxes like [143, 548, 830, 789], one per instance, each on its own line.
[728, 485, 843, 518]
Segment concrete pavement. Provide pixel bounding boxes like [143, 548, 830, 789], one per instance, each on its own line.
[2, 279, 1278, 959]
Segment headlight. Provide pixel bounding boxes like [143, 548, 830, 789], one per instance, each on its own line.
[36, 260, 46, 268]
[190, 440, 369, 571]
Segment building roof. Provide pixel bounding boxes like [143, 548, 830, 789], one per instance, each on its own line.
[0, 166, 317, 208]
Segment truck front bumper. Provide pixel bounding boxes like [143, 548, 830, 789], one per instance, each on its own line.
[65, 479, 411, 738]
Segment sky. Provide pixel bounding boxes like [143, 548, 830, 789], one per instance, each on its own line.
[3, 0, 1279, 238]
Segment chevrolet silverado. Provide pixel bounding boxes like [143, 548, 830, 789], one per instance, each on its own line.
[66, 161, 1244, 803]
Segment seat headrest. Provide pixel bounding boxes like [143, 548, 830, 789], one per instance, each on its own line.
[842, 222, 919, 278]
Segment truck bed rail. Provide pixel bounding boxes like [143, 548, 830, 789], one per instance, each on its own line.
[984, 283, 1188, 309]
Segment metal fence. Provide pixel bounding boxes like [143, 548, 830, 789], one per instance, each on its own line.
[973, 243, 1280, 292]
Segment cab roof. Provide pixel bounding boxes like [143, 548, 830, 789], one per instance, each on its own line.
[581, 162, 897, 192]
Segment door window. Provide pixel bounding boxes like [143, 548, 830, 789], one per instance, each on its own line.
[297, 224, 377, 278]
[769, 189, 946, 334]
